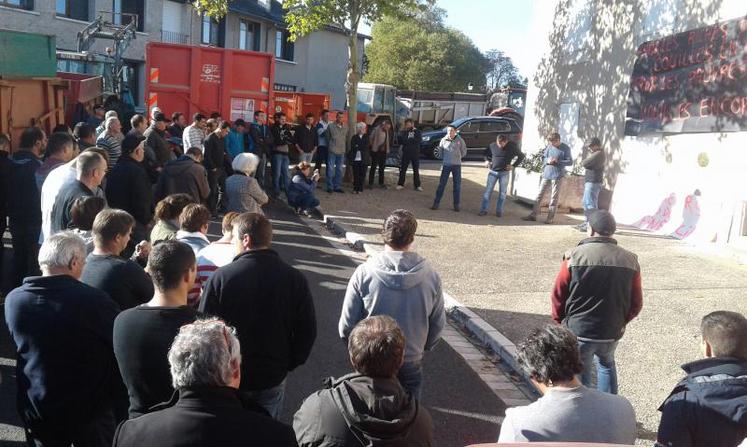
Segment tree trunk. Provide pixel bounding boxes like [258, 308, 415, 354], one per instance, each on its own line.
[343, 29, 360, 184]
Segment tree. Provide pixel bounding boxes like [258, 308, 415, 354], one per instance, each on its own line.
[191, 0, 230, 19]
[283, 0, 428, 140]
[364, 12, 490, 92]
[485, 49, 523, 90]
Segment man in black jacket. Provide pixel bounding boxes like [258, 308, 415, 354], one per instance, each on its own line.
[294, 315, 433, 447]
[106, 134, 154, 251]
[6, 126, 46, 286]
[479, 134, 525, 217]
[249, 111, 274, 188]
[155, 147, 210, 204]
[51, 151, 107, 234]
[577, 137, 606, 232]
[199, 212, 317, 419]
[143, 112, 173, 176]
[113, 318, 297, 447]
[203, 121, 231, 215]
[4, 232, 120, 446]
[657, 310, 747, 447]
[396, 119, 423, 191]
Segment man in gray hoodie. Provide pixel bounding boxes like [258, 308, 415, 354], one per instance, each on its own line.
[431, 125, 468, 211]
[339, 209, 445, 399]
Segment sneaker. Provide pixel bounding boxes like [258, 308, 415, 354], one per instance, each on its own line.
[521, 215, 537, 221]
[334, 189, 345, 193]
[430, 204, 439, 210]
[496, 212, 503, 218]
[396, 185, 404, 190]
[416, 187, 424, 191]
[453, 206, 460, 212]
[478, 210, 487, 216]
[326, 188, 333, 193]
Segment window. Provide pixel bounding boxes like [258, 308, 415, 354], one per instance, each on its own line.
[479, 121, 511, 132]
[113, 0, 144, 32]
[56, 0, 88, 20]
[202, 14, 219, 46]
[275, 30, 294, 61]
[0, 0, 33, 9]
[239, 20, 260, 51]
[458, 122, 479, 133]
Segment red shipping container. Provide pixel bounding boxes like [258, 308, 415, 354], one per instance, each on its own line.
[273, 92, 330, 124]
[0, 77, 67, 153]
[145, 42, 275, 123]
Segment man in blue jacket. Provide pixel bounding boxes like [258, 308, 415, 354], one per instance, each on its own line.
[522, 132, 573, 224]
[657, 311, 747, 447]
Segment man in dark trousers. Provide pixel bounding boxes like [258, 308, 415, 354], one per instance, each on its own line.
[203, 121, 231, 215]
[396, 119, 423, 191]
[7, 127, 47, 286]
[249, 111, 274, 188]
[4, 232, 120, 446]
[657, 310, 747, 447]
[155, 147, 210, 205]
[577, 137, 606, 232]
[112, 318, 296, 446]
[50, 151, 107, 234]
[199, 212, 317, 420]
[479, 134, 525, 217]
[106, 134, 154, 252]
[550, 210, 642, 395]
[143, 112, 173, 175]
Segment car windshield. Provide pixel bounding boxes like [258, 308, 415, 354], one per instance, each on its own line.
[450, 117, 471, 128]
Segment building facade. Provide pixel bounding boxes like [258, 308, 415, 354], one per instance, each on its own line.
[0, 0, 365, 110]
[524, 0, 747, 249]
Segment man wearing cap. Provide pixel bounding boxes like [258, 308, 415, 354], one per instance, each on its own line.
[106, 134, 154, 254]
[144, 112, 174, 173]
[576, 137, 605, 232]
[550, 210, 643, 395]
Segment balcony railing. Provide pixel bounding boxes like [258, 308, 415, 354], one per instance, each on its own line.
[161, 30, 189, 44]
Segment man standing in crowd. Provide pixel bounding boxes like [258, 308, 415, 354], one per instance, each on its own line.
[577, 137, 605, 231]
[349, 122, 370, 195]
[250, 111, 273, 188]
[155, 147, 210, 204]
[182, 113, 207, 152]
[522, 132, 573, 224]
[551, 210, 642, 394]
[314, 109, 331, 175]
[295, 113, 318, 164]
[226, 119, 248, 160]
[35, 132, 76, 190]
[51, 151, 107, 234]
[203, 121, 230, 215]
[144, 112, 173, 172]
[369, 120, 391, 189]
[479, 134, 525, 217]
[113, 241, 199, 419]
[397, 118, 423, 191]
[498, 325, 636, 443]
[81, 209, 152, 311]
[73, 122, 97, 151]
[431, 125, 467, 211]
[295, 316, 433, 446]
[4, 232, 120, 446]
[193, 212, 239, 305]
[87, 104, 106, 128]
[96, 116, 123, 171]
[339, 209, 445, 399]
[128, 114, 147, 138]
[96, 110, 118, 138]
[7, 127, 46, 285]
[657, 310, 747, 446]
[326, 111, 348, 194]
[271, 112, 294, 198]
[112, 318, 297, 446]
[106, 134, 153, 251]
[175, 203, 211, 258]
[200, 213, 317, 419]
[168, 112, 187, 138]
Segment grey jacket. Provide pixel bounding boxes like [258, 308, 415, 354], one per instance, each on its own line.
[439, 135, 467, 166]
[224, 173, 268, 215]
[328, 123, 348, 156]
[338, 251, 445, 363]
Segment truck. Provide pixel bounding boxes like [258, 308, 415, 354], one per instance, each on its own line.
[395, 89, 489, 130]
[273, 91, 330, 124]
[487, 87, 527, 123]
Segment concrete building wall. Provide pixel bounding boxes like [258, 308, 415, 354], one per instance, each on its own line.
[525, 0, 747, 247]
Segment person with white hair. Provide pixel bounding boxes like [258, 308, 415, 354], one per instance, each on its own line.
[96, 109, 118, 137]
[96, 116, 123, 171]
[348, 122, 370, 194]
[50, 151, 107, 234]
[224, 152, 268, 214]
[112, 318, 297, 447]
[4, 232, 120, 446]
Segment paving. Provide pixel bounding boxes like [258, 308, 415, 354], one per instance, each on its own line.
[317, 160, 747, 444]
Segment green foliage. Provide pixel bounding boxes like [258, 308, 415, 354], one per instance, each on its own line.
[364, 14, 489, 92]
[191, 0, 230, 19]
[485, 49, 523, 90]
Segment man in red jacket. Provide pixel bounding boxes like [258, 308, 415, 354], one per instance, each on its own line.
[550, 210, 642, 395]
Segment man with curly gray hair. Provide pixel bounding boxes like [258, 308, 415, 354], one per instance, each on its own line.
[113, 318, 296, 446]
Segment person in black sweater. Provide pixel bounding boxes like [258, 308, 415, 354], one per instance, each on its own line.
[113, 318, 297, 447]
[4, 232, 120, 446]
[203, 121, 231, 215]
[348, 123, 370, 194]
[199, 213, 317, 419]
[479, 134, 525, 217]
[113, 240, 199, 418]
[106, 134, 154, 255]
[51, 150, 107, 234]
[397, 119, 423, 190]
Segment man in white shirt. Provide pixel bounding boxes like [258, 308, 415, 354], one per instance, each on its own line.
[182, 113, 207, 152]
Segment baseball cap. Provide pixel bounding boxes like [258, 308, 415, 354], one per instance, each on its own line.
[154, 112, 170, 123]
[588, 209, 616, 236]
[121, 134, 145, 155]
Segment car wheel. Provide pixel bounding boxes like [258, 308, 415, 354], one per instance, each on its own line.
[431, 145, 443, 160]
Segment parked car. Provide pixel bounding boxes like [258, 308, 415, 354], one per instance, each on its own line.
[419, 116, 522, 160]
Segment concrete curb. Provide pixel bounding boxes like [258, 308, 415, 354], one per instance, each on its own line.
[324, 214, 538, 397]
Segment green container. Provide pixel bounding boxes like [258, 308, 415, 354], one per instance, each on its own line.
[0, 29, 57, 78]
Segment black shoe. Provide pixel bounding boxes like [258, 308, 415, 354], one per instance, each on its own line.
[334, 189, 345, 193]
[430, 204, 439, 210]
[380, 184, 388, 190]
[453, 206, 460, 212]
[326, 188, 333, 193]
[478, 210, 487, 216]
[521, 215, 537, 221]
[496, 212, 503, 218]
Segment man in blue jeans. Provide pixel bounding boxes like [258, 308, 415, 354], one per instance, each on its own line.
[479, 134, 525, 217]
[431, 125, 467, 211]
[271, 112, 293, 198]
[577, 137, 605, 231]
[550, 210, 643, 394]
[326, 112, 347, 193]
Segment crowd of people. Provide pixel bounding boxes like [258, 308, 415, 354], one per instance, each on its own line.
[0, 104, 745, 447]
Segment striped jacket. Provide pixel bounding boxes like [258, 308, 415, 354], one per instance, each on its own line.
[182, 124, 205, 151]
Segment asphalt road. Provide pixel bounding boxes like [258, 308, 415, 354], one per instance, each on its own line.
[0, 202, 504, 446]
